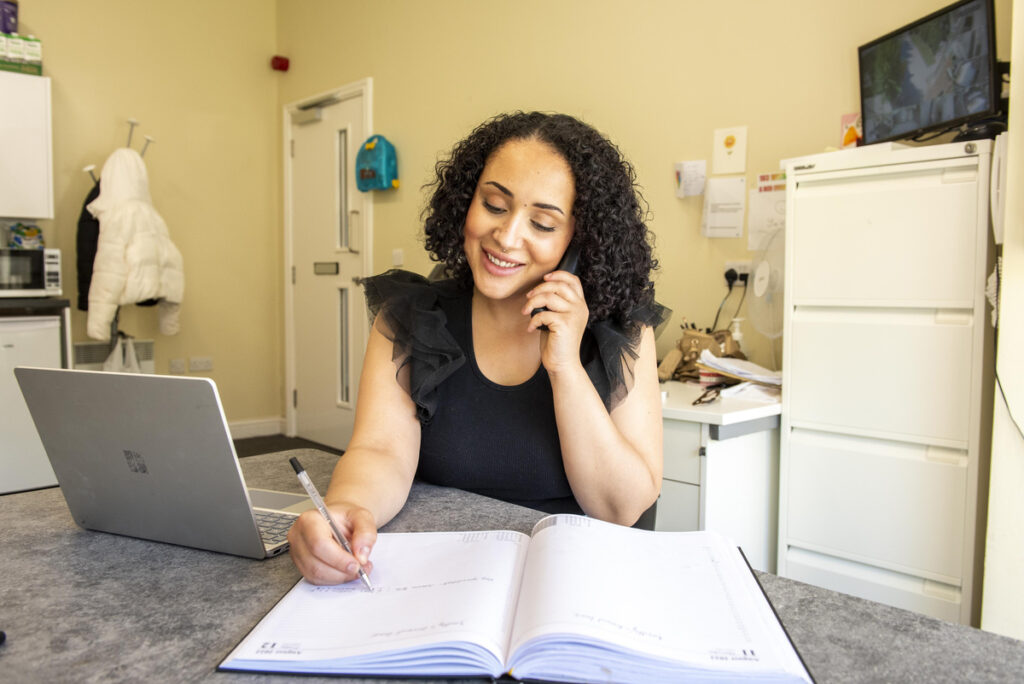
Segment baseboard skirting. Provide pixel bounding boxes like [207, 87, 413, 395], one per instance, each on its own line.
[228, 417, 286, 440]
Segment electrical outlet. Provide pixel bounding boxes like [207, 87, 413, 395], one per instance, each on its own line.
[188, 356, 213, 372]
[169, 358, 186, 375]
[725, 260, 752, 286]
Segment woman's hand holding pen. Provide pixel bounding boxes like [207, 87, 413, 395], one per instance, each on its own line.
[288, 503, 377, 586]
[525, 270, 589, 375]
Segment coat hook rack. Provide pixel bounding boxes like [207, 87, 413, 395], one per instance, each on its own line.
[83, 164, 98, 184]
[125, 118, 139, 148]
[140, 135, 155, 158]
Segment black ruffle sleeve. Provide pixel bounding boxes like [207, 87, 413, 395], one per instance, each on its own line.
[358, 270, 467, 423]
[584, 300, 672, 411]
[358, 270, 670, 420]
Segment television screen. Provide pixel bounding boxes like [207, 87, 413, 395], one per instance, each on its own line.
[859, 0, 997, 145]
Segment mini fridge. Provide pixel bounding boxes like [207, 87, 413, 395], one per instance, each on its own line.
[1, 315, 62, 493]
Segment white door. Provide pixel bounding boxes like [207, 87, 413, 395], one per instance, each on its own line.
[286, 84, 372, 450]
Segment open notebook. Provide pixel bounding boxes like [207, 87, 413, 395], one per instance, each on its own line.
[221, 514, 813, 683]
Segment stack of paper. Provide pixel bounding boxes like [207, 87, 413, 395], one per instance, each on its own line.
[698, 350, 782, 386]
[720, 382, 781, 403]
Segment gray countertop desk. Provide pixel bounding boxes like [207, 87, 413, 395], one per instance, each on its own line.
[2, 450, 1023, 683]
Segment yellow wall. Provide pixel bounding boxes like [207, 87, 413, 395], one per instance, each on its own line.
[17, 0, 1013, 424]
[277, 0, 1013, 368]
[20, 0, 282, 424]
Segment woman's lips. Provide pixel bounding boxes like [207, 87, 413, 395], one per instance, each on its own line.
[482, 248, 524, 274]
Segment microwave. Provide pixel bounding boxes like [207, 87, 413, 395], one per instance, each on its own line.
[0, 248, 62, 297]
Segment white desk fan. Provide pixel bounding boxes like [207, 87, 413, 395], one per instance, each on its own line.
[748, 228, 785, 368]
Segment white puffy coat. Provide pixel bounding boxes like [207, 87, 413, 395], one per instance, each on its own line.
[86, 148, 184, 340]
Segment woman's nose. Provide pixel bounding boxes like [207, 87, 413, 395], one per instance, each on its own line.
[494, 211, 526, 251]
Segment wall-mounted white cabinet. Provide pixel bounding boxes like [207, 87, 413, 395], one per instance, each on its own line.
[0, 71, 53, 219]
[779, 141, 994, 626]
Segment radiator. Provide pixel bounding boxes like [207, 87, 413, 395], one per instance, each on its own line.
[73, 340, 155, 374]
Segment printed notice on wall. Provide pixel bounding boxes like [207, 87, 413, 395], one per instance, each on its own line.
[701, 176, 745, 239]
[748, 172, 786, 250]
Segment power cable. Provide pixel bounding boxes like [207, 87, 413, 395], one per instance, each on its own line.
[711, 269, 738, 332]
[995, 371, 1024, 441]
[729, 281, 748, 325]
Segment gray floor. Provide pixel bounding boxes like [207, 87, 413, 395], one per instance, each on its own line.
[233, 435, 343, 458]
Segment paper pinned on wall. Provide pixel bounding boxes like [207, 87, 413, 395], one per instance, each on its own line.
[701, 176, 745, 239]
[712, 126, 748, 175]
[748, 172, 786, 250]
[674, 160, 706, 197]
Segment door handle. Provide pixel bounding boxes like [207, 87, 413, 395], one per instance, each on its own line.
[348, 209, 361, 253]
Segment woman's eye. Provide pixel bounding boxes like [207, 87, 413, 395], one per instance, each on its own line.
[483, 200, 504, 214]
[531, 220, 556, 232]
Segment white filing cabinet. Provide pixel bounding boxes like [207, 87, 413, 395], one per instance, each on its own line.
[779, 142, 994, 626]
[656, 381, 781, 572]
[0, 71, 53, 219]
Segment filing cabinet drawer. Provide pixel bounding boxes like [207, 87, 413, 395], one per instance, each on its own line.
[785, 429, 967, 581]
[791, 160, 978, 306]
[783, 546, 962, 623]
[654, 479, 699, 532]
[662, 418, 700, 484]
[788, 309, 974, 445]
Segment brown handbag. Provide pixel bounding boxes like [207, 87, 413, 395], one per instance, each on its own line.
[658, 327, 746, 382]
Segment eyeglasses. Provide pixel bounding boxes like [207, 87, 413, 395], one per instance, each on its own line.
[692, 383, 728, 406]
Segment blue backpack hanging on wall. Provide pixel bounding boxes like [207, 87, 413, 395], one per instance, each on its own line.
[355, 135, 399, 191]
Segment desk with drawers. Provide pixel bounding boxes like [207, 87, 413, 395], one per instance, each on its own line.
[655, 380, 781, 572]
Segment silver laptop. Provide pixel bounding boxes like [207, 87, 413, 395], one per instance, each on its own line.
[14, 366, 314, 559]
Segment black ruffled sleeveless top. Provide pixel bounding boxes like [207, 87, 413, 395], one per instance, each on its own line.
[360, 270, 668, 515]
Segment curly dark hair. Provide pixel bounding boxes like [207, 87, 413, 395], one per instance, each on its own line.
[422, 111, 658, 327]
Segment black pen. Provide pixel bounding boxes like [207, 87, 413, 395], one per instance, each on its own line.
[290, 457, 374, 591]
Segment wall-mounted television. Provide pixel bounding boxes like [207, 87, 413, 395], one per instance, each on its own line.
[859, 0, 1001, 146]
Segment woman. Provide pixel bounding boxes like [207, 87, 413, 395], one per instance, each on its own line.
[289, 112, 667, 585]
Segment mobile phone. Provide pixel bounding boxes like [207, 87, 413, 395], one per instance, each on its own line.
[532, 243, 581, 330]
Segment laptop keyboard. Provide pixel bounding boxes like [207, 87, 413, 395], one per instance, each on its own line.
[254, 509, 298, 547]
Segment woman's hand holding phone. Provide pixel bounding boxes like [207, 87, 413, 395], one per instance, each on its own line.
[525, 244, 588, 374]
[530, 244, 581, 329]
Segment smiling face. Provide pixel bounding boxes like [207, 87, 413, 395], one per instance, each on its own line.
[462, 137, 576, 303]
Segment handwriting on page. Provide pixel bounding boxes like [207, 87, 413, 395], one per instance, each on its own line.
[309, 576, 497, 594]
[371, 620, 465, 639]
[573, 612, 664, 642]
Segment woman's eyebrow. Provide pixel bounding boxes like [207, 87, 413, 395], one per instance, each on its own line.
[533, 202, 564, 216]
[485, 180, 513, 197]
[484, 181, 565, 215]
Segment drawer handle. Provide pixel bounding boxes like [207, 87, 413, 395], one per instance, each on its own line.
[933, 310, 972, 325]
[924, 446, 966, 467]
